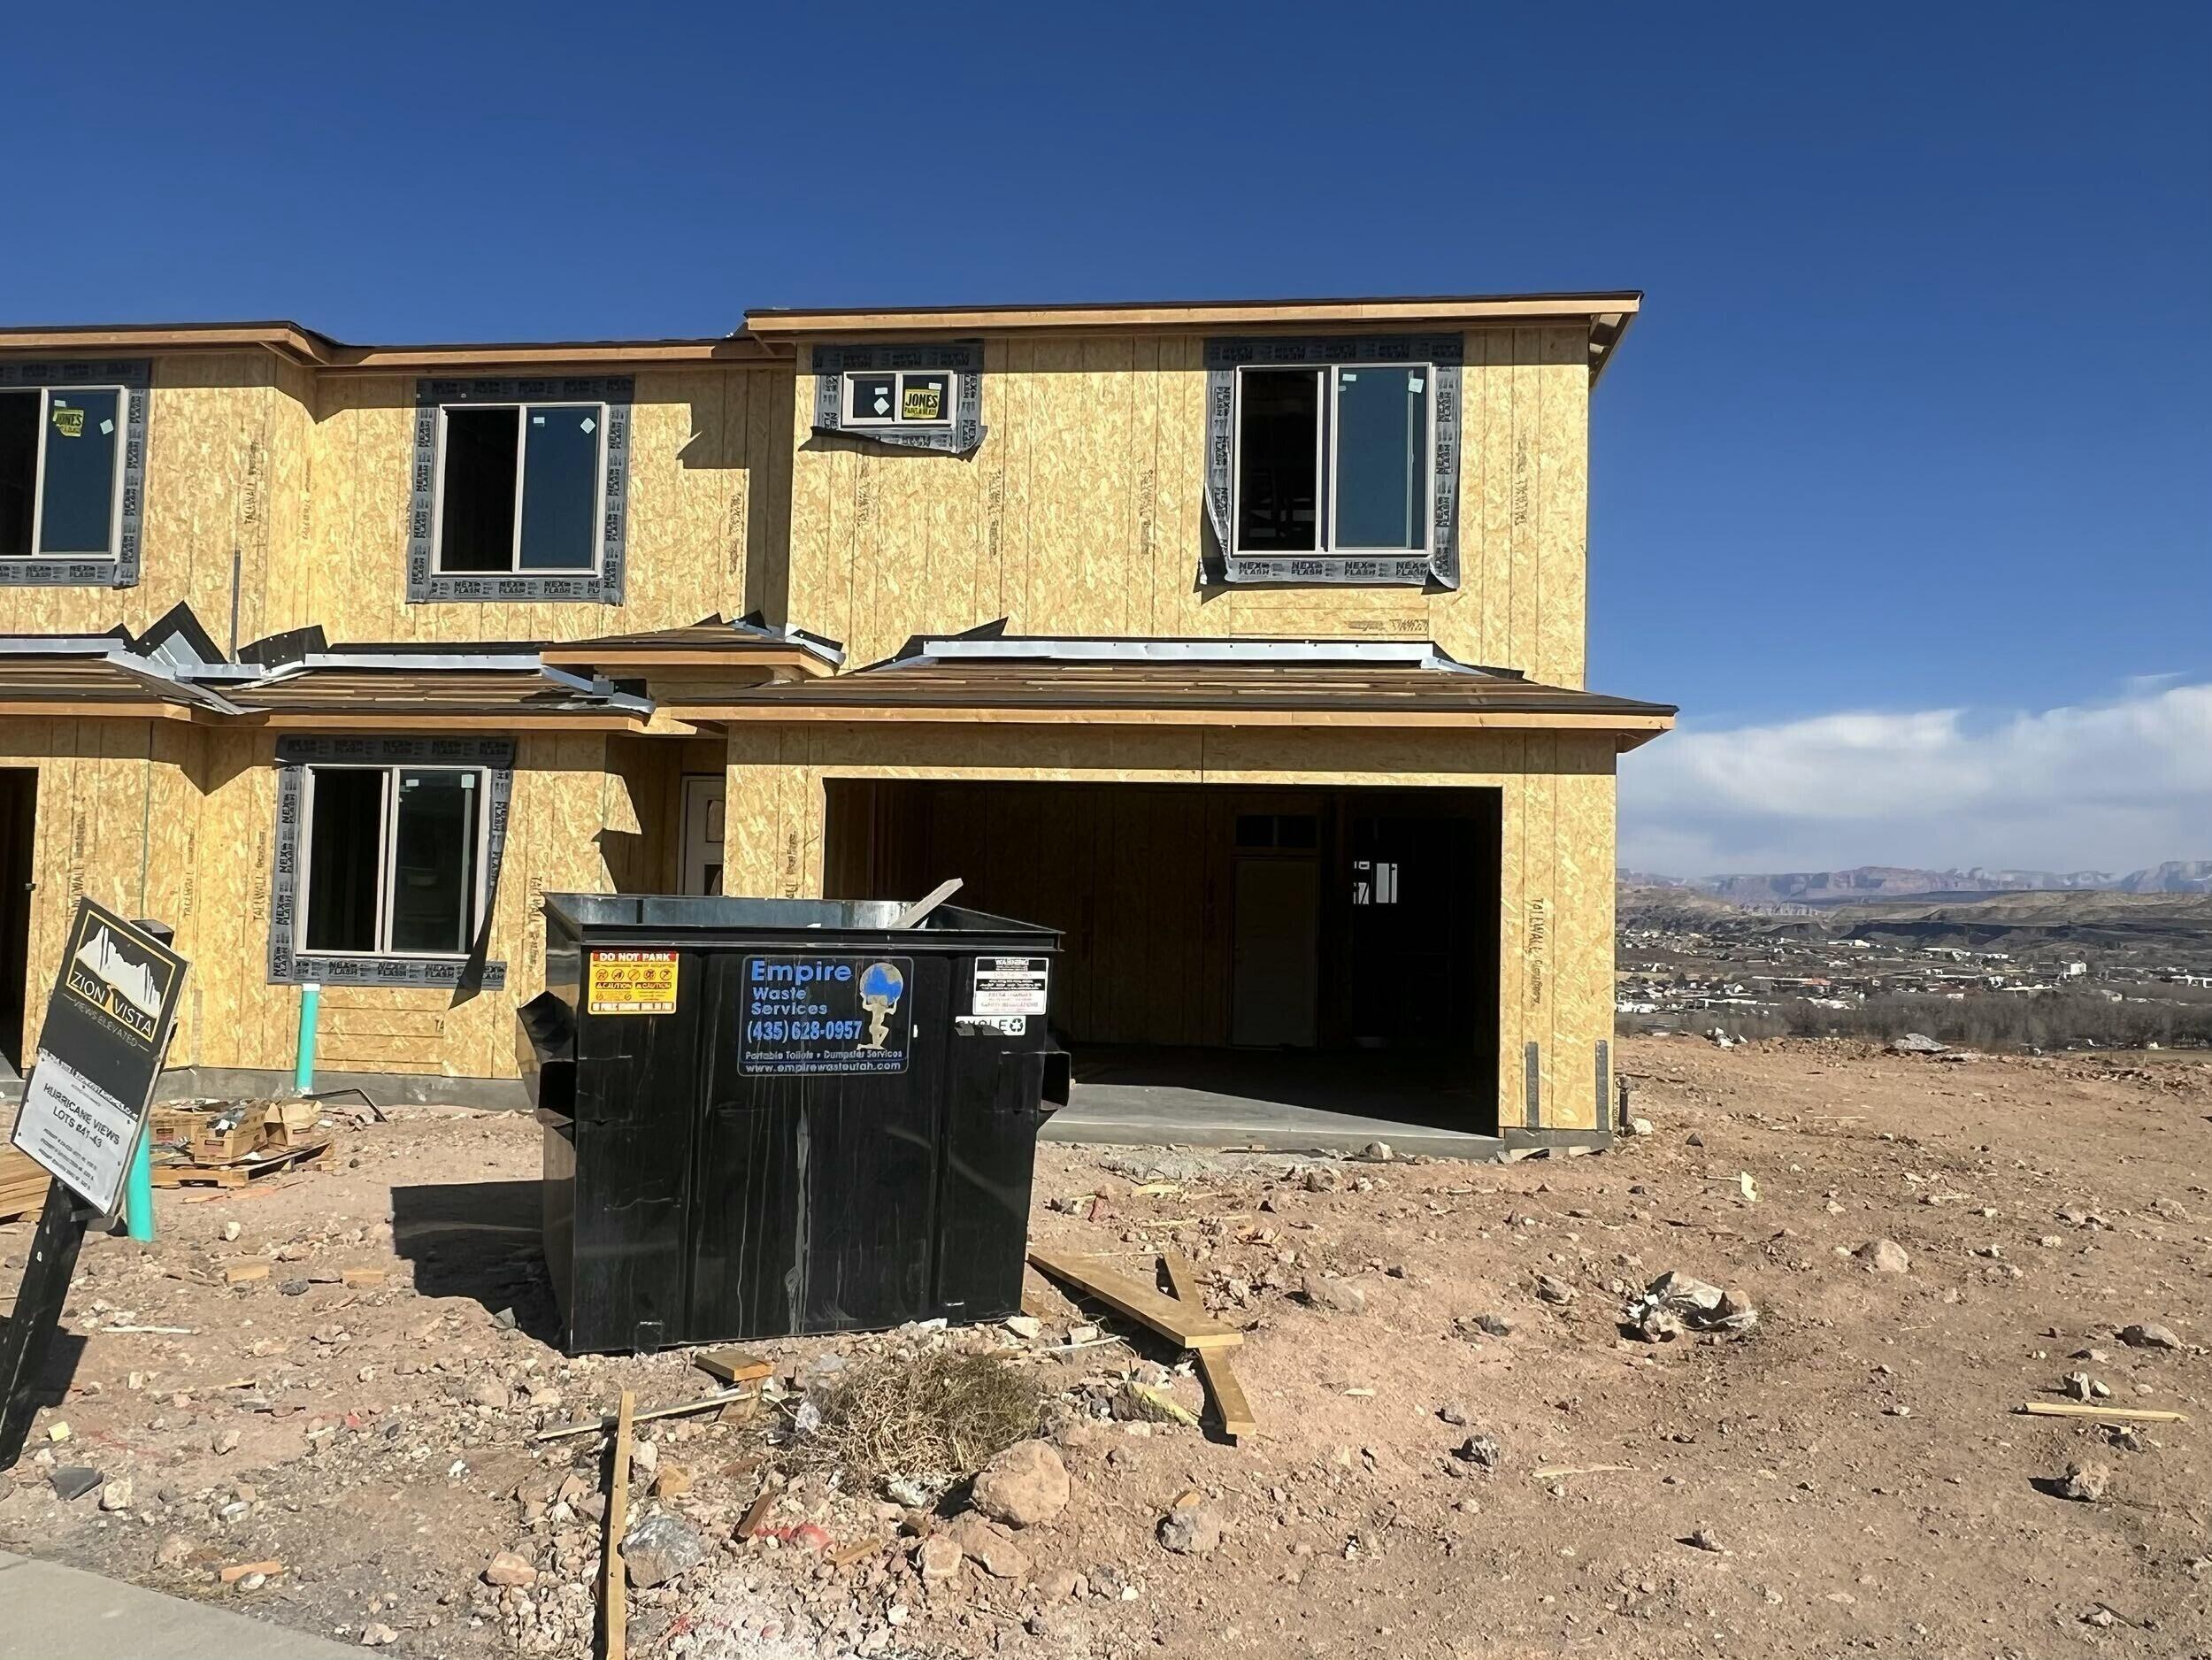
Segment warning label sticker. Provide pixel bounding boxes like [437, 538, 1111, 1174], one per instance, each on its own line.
[587, 949, 679, 1015]
[972, 956, 1048, 1017]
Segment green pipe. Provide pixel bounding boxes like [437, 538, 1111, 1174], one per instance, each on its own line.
[123, 1118, 154, 1241]
[294, 981, 320, 1095]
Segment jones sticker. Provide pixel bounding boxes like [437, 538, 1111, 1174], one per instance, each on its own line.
[972, 956, 1048, 1016]
[587, 949, 679, 1016]
[741, 954, 913, 1076]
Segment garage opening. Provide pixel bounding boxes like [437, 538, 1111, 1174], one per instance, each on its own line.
[824, 780, 1502, 1135]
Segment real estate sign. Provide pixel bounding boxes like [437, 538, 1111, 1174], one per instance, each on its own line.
[9, 900, 187, 1212]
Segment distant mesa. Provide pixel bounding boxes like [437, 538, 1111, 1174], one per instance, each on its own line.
[1619, 861, 2212, 905]
[74, 925, 165, 1018]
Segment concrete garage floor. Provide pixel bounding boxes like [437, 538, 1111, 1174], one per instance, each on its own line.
[1044, 1044, 1505, 1157]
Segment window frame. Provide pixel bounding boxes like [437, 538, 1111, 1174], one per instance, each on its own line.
[428, 400, 611, 578]
[295, 761, 491, 963]
[1229, 362, 1436, 563]
[0, 382, 130, 561]
[839, 369, 960, 431]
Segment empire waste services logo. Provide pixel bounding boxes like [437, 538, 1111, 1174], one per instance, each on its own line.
[65, 912, 177, 1043]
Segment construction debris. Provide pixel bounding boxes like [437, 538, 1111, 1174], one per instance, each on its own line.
[1622, 1270, 1759, 1341]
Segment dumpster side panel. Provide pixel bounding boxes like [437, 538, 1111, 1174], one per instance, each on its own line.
[566, 950, 708, 1352]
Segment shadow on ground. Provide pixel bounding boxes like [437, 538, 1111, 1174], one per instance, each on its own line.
[388, 1180, 560, 1346]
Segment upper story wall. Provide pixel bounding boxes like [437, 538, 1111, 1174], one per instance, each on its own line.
[0, 348, 795, 649]
[777, 323, 1593, 686]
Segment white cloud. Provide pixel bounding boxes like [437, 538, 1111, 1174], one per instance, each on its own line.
[1619, 680, 2212, 878]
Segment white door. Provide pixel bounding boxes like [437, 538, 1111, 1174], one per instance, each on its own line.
[1231, 857, 1320, 1047]
[680, 777, 726, 895]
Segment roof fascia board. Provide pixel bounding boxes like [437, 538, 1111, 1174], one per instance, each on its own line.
[744, 293, 1641, 337]
[689, 704, 1676, 732]
[0, 323, 787, 371]
[902, 635, 1498, 674]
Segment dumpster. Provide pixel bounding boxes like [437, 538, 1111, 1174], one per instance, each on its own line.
[520, 894, 1067, 1355]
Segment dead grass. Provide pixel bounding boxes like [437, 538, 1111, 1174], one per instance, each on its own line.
[800, 1350, 1041, 1486]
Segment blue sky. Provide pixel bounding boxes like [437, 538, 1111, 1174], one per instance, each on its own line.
[4, 4, 2205, 872]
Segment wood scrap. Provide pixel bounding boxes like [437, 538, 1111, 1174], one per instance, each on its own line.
[534, 1387, 747, 1442]
[826, 1534, 888, 1567]
[602, 1389, 634, 1660]
[1530, 1464, 1638, 1479]
[1161, 1253, 1256, 1441]
[220, 1559, 283, 1582]
[2019, 1402, 2188, 1424]
[735, 1473, 784, 1540]
[1025, 1248, 1243, 1351]
[694, 1347, 773, 1385]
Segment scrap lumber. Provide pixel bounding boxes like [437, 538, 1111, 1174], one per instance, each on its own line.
[1025, 1248, 1244, 1352]
[694, 1347, 773, 1385]
[602, 1389, 634, 1660]
[1160, 1253, 1257, 1441]
[536, 1387, 747, 1442]
[2019, 1402, 2189, 1424]
[735, 1473, 784, 1540]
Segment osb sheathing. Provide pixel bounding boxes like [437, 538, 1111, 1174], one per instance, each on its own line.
[0, 720, 632, 1083]
[291, 366, 792, 645]
[0, 352, 296, 644]
[781, 326, 1590, 686]
[723, 724, 1619, 1132]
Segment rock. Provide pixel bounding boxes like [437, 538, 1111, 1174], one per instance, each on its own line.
[278, 1279, 310, 1297]
[2058, 1460, 2110, 1502]
[1628, 1118, 1655, 1136]
[154, 1533, 196, 1568]
[483, 1550, 537, 1587]
[221, 1221, 242, 1241]
[1157, 1502, 1222, 1556]
[631, 1438, 658, 1477]
[1856, 1239, 1910, 1273]
[360, 1625, 398, 1648]
[971, 1440, 1069, 1528]
[1003, 1315, 1043, 1341]
[1533, 1273, 1577, 1306]
[1889, 1033, 1947, 1055]
[1686, 1527, 1727, 1553]
[98, 1478, 134, 1511]
[1302, 1275, 1367, 1315]
[1471, 1312, 1513, 1337]
[1037, 1566, 1087, 1602]
[2120, 1323, 2181, 1351]
[1437, 1402, 1470, 1426]
[943, 1512, 1030, 1579]
[50, 1466, 102, 1502]
[621, 1513, 705, 1588]
[470, 1378, 507, 1410]
[1302, 1167, 1340, 1194]
[917, 1533, 964, 1583]
[1362, 1141, 1393, 1162]
[211, 1428, 241, 1456]
[650, 1462, 690, 1500]
[1453, 1435, 1502, 1470]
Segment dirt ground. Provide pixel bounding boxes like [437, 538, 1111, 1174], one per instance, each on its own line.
[1, 1036, 2208, 1658]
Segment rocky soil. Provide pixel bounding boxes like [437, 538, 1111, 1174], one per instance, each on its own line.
[1, 1038, 2208, 1657]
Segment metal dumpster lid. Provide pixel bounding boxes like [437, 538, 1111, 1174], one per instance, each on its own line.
[541, 892, 1060, 941]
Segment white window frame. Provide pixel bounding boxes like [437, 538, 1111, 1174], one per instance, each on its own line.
[0, 383, 128, 560]
[429, 401, 610, 577]
[296, 763, 491, 960]
[1229, 364, 1435, 561]
[841, 369, 959, 430]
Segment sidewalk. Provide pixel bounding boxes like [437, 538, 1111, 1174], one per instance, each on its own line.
[0, 1550, 361, 1659]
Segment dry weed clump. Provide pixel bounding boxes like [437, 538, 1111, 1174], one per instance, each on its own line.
[800, 1350, 1041, 1486]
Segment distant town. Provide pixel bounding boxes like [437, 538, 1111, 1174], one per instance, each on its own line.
[1617, 864, 2212, 1050]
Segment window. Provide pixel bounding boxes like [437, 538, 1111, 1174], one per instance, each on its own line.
[1232, 365, 1432, 558]
[0, 384, 127, 559]
[841, 369, 957, 429]
[434, 403, 606, 574]
[300, 765, 486, 957]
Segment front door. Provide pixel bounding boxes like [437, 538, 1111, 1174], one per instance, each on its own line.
[680, 777, 726, 896]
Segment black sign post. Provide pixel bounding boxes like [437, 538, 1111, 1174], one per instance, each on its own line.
[0, 899, 187, 1469]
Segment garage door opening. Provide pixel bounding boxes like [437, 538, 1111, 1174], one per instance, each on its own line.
[824, 780, 1502, 1136]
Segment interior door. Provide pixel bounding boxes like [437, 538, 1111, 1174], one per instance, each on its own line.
[1231, 857, 1319, 1047]
[680, 777, 726, 895]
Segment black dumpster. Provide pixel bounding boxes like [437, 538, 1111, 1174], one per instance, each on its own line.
[519, 894, 1067, 1355]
